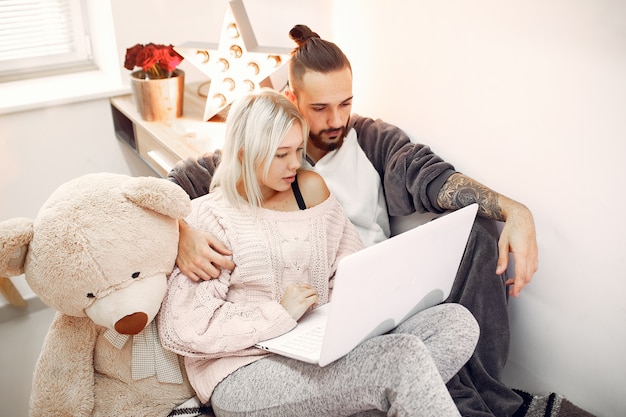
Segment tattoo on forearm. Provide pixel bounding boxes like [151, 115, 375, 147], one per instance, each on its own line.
[437, 174, 505, 221]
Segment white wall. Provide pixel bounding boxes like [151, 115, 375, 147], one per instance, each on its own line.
[2, 1, 623, 416]
[333, 1, 626, 416]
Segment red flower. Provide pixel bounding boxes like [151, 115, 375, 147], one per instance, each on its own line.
[124, 44, 143, 70]
[160, 46, 184, 72]
[136, 44, 160, 72]
[124, 43, 183, 79]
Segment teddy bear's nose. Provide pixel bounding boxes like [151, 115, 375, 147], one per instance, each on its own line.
[114, 312, 149, 335]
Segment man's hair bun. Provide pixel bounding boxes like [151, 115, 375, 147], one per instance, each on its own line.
[289, 25, 320, 46]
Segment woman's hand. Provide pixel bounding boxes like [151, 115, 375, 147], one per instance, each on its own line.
[280, 283, 318, 321]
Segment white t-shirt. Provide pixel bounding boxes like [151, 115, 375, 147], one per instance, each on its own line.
[303, 128, 390, 247]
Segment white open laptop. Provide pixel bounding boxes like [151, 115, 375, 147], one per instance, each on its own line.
[255, 203, 479, 367]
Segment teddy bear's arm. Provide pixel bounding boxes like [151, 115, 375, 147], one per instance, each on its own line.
[30, 313, 97, 417]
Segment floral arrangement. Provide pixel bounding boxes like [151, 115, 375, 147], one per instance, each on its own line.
[124, 43, 184, 80]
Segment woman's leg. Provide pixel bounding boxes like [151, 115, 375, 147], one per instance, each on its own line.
[390, 303, 480, 383]
[211, 333, 461, 417]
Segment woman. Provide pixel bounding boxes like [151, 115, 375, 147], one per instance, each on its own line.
[158, 89, 479, 416]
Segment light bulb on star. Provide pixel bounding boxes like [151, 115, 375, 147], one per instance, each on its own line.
[175, 0, 291, 121]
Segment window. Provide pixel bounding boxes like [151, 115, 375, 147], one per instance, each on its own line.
[0, 0, 125, 114]
[0, 0, 95, 82]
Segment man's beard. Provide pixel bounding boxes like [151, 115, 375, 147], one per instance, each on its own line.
[308, 125, 349, 153]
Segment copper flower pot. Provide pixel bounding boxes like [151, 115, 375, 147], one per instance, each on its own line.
[130, 69, 184, 121]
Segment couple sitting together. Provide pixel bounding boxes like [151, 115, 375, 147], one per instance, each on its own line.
[157, 24, 589, 417]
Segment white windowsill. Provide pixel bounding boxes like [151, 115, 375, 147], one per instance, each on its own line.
[0, 69, 130, 115]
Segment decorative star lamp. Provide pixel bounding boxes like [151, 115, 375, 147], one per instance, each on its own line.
[176, 0, 292, 121]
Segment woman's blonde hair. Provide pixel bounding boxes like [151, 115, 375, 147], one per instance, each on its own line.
[210, 89, 309, 210]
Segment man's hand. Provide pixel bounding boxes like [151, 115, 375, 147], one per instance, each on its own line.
[496, 202, 538, 298]
[177, 220, 235, 281]
[437, 173, 539, 297]
[280, 283, 318, 321]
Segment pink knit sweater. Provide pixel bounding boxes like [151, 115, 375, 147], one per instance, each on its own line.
[158, 188, 364, 402]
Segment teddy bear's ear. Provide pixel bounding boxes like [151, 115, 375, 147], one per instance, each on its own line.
[122, 177, 192, 219]
[0, 217, 34, 277]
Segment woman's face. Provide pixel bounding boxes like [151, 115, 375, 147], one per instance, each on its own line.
[257, 122, 304, 197]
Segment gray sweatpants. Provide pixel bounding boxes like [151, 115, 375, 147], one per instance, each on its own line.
[211, 303, 479, 417]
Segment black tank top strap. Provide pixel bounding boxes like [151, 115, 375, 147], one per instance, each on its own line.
[291, 174, 306, 210]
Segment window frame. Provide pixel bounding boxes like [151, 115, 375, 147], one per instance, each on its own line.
[0, 0, 94, 81]
[0, 0, 127, 115]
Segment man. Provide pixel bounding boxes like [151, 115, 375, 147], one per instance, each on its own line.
[170, 25, 540, 416]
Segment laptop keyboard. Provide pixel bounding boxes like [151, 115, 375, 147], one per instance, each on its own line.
[279, 325, 325, 353]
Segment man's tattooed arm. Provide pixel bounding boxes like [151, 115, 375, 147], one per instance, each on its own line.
[437, 172, 538, 296]
[436, 173, 506, 221]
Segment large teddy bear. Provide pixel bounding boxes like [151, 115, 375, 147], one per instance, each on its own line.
[0, 173, 203, 417]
